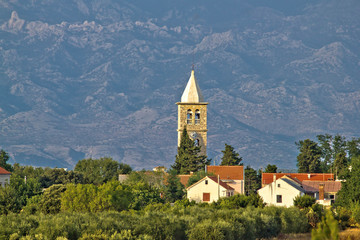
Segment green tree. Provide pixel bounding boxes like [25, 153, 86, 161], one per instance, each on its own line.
[39, 168, 84, 188]
[336, 156, 360, 207]
[163, 169, 185, 203]
[74, 157, 130, 185]
[296, 139, 322, 173]
[92, 181, 132, 212]
[311, 211, 339, 240]
[264, 164, 277, 173]
[0, 173, 41, 214]
[39, 184, 67, 214]
[128, 182, 163, 210]
[346, 137, 360, 160]
[172, 128, 210, 174]
[0, 149, 13, 172]
[245, 166, 261, 195]
[220, 144, 243, 166]
[61, 184, 97, 212]
[333, 151, 348, 179]
[293, 194, 316, 209]
[119, 163, 132, 174]
[317, 134, 333, 172]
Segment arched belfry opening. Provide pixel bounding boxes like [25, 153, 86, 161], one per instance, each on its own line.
[187, 109, 193, 124]
[195, 109, 200, 124]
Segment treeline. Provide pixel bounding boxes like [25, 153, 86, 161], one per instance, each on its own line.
[0, 156, 133, 214]
[296, 134, 360, 176]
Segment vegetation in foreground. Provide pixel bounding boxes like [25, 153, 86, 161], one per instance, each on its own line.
[1, 133, 360, 239]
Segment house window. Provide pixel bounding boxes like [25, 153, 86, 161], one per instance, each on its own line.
[205, 180, 208, 185]
[203, 193, 210, 202]
[329, 194, 335, 199]
[195, 110, 200, 124]
[226, 191, 233, 197]
[276, 195, 282, 203]
[187, 110, 193, 124]
[277, 184, 280, 187]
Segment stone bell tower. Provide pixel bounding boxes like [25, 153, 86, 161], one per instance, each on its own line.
[176, 69, 208, 155]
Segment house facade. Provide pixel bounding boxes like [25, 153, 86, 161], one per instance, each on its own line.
[186, 176, 234, 203]
[206, 165, 245, 194]
[261, 173, 334, 187]
[0, 167, 11, 187]
[258, 176, 305, 207]
[258, 174, 342, 207]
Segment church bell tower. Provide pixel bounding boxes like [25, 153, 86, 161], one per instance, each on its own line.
[177, 69, 208, 155]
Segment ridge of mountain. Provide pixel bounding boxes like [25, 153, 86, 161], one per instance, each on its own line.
[0, 0, 359, 169]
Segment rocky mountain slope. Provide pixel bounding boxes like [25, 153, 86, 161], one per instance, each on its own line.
[0, 0, 359, 169]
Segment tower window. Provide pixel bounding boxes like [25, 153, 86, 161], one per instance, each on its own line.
[187, 110, 192, 124]
[195, 110, 200, 124]
[194, 139, 199, 146]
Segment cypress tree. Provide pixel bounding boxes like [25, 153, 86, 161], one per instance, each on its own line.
[220, 144, 243, 166]
[172, 127, 210, 174]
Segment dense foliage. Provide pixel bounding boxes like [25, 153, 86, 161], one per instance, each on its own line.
[293, 195, 316, 209]
[220, 143, 243, 166]
[74, 157, 132, 185]
[244, 166, 261, 195]
[264, 164, 277, 173]
[336, 156, 360, 207]
[296, 139, 322, 173]
[163, 169, 185, 202]
[0, 149, 13, 172]
[296, 134, 360, 175]
[0, 205, 309, 240]
[1, 138, 360, 239]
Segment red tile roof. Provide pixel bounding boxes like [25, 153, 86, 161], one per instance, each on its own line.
[262, 173, 334, 186]
[302, 181, 342, 193]
[207, 176, 234, 190]
[207, 166, 244, 180]
[178, 174, 192, 186]
[0, 167, 11, 175]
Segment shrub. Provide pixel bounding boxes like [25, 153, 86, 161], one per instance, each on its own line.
[280, 207, 309, 233]
[216, 194, 264, 209]
[294, 194, 316, 209]
[349, 201, 360, 225]
[188, 219, 244, 240]
[334, 206, 352, 229]
[312, 211, 339, 240]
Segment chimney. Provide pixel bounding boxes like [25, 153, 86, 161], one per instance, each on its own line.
[308, 174, 311, 179]
[319, 184, 324, 200]
[273, 174, 276, 183]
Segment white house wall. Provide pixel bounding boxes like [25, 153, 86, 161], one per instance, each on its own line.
[0, 175, 10, 187]
[187, 178, 229, 203]
[258, 179, 304, 207]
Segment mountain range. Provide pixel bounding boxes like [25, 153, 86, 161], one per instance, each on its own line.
[0, 0, 359, 170]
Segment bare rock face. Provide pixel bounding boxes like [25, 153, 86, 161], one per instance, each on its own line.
[0, 0, 359, 169]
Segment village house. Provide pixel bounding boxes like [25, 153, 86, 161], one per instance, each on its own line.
[0, 166, 11, 187]
[258, 173, 341, 207]
[186, 176, 234, 203]
[206, 165, 244, 194]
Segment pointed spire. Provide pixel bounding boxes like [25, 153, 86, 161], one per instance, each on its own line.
[181, 70, 204, 103]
